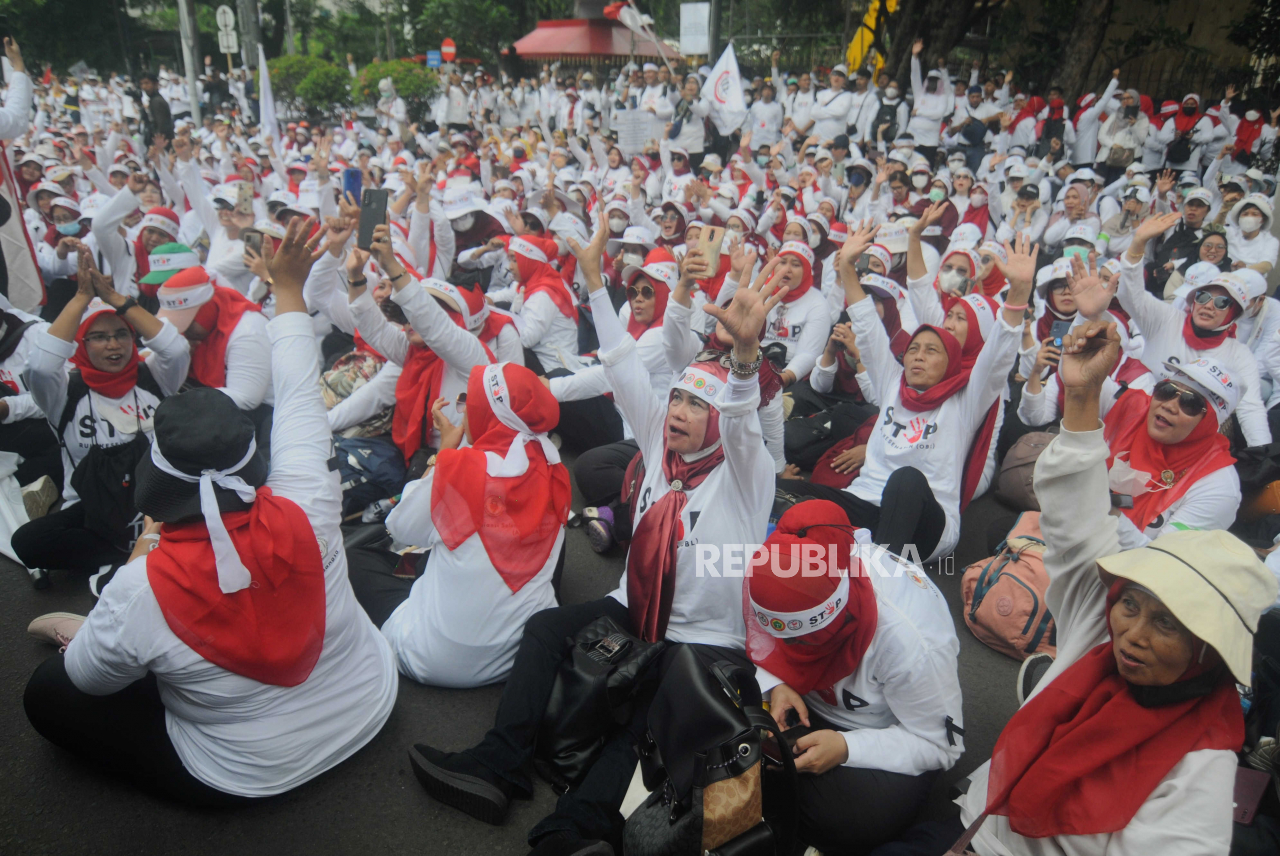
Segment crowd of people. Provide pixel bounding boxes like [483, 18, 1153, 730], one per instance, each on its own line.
[3, 26, 1280, 856]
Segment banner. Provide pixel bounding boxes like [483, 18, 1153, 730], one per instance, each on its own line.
[0, 142, 44, 312]
[701, 43, 748, 136]
[613, 110, 652, 156]
[680, 3, 710, 56]
[257, 44, 279, 150]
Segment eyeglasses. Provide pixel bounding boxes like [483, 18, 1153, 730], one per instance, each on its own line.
[84, 330, 134, 345]
[1152, 380, 1207, 416]
[660, 212, 680, 222]
[1193, 290, 1233, 311]
[626, 284, 655, 300]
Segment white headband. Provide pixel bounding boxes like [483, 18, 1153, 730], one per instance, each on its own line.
[510, 237, 547, 264]
[749, 573, 850, 638]
[140, 213, 179, 237]
[671, 365, 725, 407]
[482, 363, 560, 477]
[158, 283, 214, 312]
[149, 437, 259, 594]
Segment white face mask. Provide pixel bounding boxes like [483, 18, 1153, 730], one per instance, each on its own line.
[622, 251, 645, 268]
[1246, 110, 1261, 122]
[885, 87, 899, 100]
[1240, 214, 1264, 233]
[911, 174, 929, 190]
[937, 269, 968, 293]
[608, 216, 628, 232]
[453, 213, 475, 232]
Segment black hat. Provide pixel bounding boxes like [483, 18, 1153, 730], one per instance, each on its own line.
[134, 388, 268, 524]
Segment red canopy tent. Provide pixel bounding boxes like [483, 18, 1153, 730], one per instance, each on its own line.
[511, 18, 680, 61]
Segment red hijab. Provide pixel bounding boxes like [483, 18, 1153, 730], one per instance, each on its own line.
[71, 304, 140, 399]
[147, 486, 327, 687]
[1234, 112, 1266, 162]
[512, 236, 576, 320]
[624, 248, 675, 339]
[431, 363, 572, 592]
[627, 359, 729, 642]
[133, 207, 181, 295]
[777, 240, 815, 303]
[961, 186, 992, 236]
[743, 501, 877, 700]
[1173, 96, 1203, 134]
[1102, 388, 1235, 532]
[187, 286, 262, 389]
[984, 579, 1242, 838]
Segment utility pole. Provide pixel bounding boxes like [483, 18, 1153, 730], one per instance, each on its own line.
[236, 0, 262, 69]
[285, 0, 297, 55]
[707, 0, 721, 59]
[176, 0, 202, 125]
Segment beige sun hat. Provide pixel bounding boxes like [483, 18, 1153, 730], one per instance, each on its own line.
[1096, 528, 1276, 685]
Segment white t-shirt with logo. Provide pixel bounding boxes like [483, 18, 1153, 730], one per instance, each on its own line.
[761, 288, 832, 381]
[844, 296, 1020, 560]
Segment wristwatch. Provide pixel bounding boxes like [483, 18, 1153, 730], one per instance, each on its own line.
[115, 297, 138, 316]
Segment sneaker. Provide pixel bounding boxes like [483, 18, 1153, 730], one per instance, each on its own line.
[88, 564, 118, 599]
[527, 837, 614, 856]
[583, 506, 614, 554]
[29, 567, 50, 590]
[21, 475, 57, 520]
[407, 744, 511, 825]
[1017, 652, 1055, 705]
[27, 612, 85, 652]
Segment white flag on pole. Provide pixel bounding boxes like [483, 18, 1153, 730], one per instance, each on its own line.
[257, 44, 279, 150]
[701, 43, 748, 136]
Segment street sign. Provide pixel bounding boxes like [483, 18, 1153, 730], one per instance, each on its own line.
[440, 38, 456, 62]
[425, 50, 441, 68]
[215, 5, 236, 32]
[218, 30, 240, 55]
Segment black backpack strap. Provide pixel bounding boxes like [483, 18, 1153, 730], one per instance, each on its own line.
[57, 370, 90, 439]
[0, 312, 36, 363]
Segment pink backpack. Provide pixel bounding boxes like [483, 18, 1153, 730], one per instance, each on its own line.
[960, 512, 1057, 661]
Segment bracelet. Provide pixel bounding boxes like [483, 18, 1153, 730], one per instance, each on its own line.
[350, 277, 367, 287]
[1002, 302, 1029, 313]
[390, 270, 409, 282]
[729, 351, 763, 378]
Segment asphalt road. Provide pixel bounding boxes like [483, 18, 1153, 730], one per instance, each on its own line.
[0, 466, 1022, 856]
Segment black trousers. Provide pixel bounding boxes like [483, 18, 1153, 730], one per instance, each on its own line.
[573, 439, 640, 508]
[545, 369, 625, 456]
[24, 654, 254, 808]
[41, 278, 79, 323]
[775, 712, 940, 856]
[866, 816, 965, 856]
[776, 466, 946, 560]
[785, 381, 877, 470]
[464, 596, 753, 850]
[0, 415, 63, 487]
[11, 502, 128, 573]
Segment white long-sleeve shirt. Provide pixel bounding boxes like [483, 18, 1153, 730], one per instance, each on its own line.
[1115, 256, 1271, 446]
[594, 286, 773, 650]
[906, 58, 950, 147]
[957, 427, 1237, 856]
[844, 295, 1020, 561]
[1071, 78, 1120, 166]
[755, 542, 964, 776]
[0, 71, 32, 140]
[64, 311, 398, 798]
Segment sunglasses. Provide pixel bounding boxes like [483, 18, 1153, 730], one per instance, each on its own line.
[1193, 290, 1233, 311]
[626, 284, 655, 300]
[1152, 380, 1207, 416]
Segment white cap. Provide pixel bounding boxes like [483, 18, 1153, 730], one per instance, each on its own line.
[1161, 357, 1240, 425]
[607, 225, 658, 257]
[442, 185, 486, 220]
[1006, 163, 1030, 179]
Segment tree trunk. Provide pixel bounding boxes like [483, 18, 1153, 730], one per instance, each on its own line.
[883, 0, 979, 86]
[1050, 0, 1116, 101]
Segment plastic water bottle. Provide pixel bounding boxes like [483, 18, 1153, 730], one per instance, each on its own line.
[362, 497, 397, 523]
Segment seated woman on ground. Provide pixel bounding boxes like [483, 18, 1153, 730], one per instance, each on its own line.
[748, 500, 964, 855]
[22, 218, 398, 809]
[779, 229, 1033, 563]
[922, 318, 1275, 856]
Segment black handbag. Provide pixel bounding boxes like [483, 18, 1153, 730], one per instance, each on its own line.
[534, 616, 667, 793]
[625, 645, 798, 856]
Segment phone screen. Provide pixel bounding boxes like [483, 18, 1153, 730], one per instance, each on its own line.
[357, 189, 390, 251]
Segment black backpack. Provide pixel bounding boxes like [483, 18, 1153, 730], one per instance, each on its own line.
[873, 101, 899, 143]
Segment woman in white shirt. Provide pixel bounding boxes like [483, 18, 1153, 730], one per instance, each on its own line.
[940, 319, 1275, 856]
[23, 219, 397, 807]
[405, 223, 777, 854]
[356, 362, 570, 688]
[750, 500, 964, 854]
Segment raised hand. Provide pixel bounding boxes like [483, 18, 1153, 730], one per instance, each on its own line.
[1058, 320, 1121, 390]
[1066, 252, 1115, 318]
[1154, 168, 1175, 195]
[267, 217, 325, 311]
[994, 232, 1039, 294]
[126, 172, 148, 195]
[431, 397, 465, 451]
[564, 221, 610, 291]
[704, 256, 788, 360]
[912, 38, 923, 56]
[910, 201, 947, 236]
[1130, 210, 1182, 259]
[838, 220, 880, 271]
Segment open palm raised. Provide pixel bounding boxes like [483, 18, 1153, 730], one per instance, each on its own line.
[704, 256, 788, 351]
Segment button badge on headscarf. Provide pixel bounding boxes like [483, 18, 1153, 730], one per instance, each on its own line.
[149, 438, 260, 594]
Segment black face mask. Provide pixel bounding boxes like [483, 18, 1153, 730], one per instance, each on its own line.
[1182, 104, 1197, 116]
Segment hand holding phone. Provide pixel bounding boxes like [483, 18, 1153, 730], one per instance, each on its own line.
[357, 189, 390, 251]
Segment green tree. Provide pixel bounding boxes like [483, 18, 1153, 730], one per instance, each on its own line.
[415, 0, 520, 65]
[355, 59, 439, 124]
[296, 63, 353, 117]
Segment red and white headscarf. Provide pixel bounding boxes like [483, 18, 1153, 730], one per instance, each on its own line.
[777, 240, 815, 302]
[134, 207, 182, 295]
